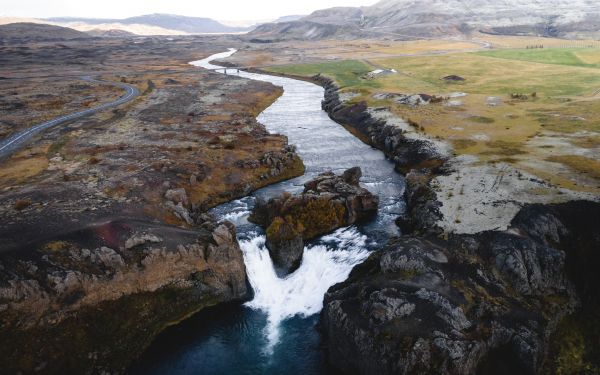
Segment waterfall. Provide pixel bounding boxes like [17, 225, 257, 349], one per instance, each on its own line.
[240, 228, 370, 352]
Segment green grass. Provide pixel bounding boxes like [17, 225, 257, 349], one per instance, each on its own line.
[373, 52, 600, 97]
[266, 60, 380, 89]
[476, 48, 600, 69]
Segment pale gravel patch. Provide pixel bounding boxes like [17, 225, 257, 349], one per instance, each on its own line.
[470, 133, 490, 141]
[433, 155, 598, 234]
[366, 107, 598, 234]
[526, 131, 600, 159]
[445, 100, 463, 107]
[367, 107, 413, 132]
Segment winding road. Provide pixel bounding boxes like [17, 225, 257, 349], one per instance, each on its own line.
[0, 77, 139, 159]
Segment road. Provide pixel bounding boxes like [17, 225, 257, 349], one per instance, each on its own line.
[0, 77, 139, 159]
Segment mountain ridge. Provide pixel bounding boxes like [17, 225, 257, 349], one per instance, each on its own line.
[47, 13, 251, 34]
[250, 0, 600, 40]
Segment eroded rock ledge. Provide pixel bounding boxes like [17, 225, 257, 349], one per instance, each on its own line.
[250, 167, 378, 274]
[0, 217, 248, 373]
[317, 75, 447, 234]
[318, 75, 449, 175]
[321, 201, 600, 374]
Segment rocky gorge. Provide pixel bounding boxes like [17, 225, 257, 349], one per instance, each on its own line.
[310, 74, 600, 374]
[1, 40, 599, 374]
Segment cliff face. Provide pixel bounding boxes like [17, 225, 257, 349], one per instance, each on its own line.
[0, 219, 248, 373]
[321, 201, 600, 374]
[319, 76, 448, 176]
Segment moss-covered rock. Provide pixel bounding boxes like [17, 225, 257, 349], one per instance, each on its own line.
[251, 167, 378, 274]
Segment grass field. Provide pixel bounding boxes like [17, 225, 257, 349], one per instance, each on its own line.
[477, 48, 600, 69]
[264, 46, 600, 192]
[267, 60, 378, 89]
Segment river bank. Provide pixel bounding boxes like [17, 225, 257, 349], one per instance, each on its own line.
[299, 74, 600, 373]
[0, 44, 305, 373]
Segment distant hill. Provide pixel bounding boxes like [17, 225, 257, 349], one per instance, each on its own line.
[0, 22, 90, 41]
[47, 14, 252, 35]
[85, 29, 135, 38]
[273, 15, 306, 23]
[249, 0, 600, 40]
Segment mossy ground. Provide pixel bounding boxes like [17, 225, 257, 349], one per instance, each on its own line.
[267, 60, 377, 89]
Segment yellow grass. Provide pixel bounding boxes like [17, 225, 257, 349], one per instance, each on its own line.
[0, 146, 49, 187]
[263, 38, 600, 192]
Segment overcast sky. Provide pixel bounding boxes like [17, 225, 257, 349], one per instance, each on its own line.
[1, 0, 379, 21]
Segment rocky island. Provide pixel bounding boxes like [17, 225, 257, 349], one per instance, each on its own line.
[250, 167, 378, 273]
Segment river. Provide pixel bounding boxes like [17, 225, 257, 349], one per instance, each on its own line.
[131, 49, 405, 374]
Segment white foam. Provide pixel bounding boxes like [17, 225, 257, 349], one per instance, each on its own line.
[240, 227, 370, 353]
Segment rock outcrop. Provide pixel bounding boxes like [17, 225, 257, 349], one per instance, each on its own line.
[321, 201, 600, 374]
[0, 217, 248, 374]
[250, 167, 379, 274]
[318, 76, 448, 174]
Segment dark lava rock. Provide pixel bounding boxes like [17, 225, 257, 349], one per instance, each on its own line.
[321, 201, 600, 374]
[396, 169, 444, 235]
[250, 167, 379, 274]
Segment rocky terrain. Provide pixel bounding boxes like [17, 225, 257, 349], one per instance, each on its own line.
[310, 70, 600, 374]
[250, 0, 600, 40]
[322, 200, 600, 374]
[0, 219, 248, 373]
[319, 76, 449, 175]
[250, 167, 378, 274]
[0, 36, 304, 372]
[2, 23, 599, 374]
